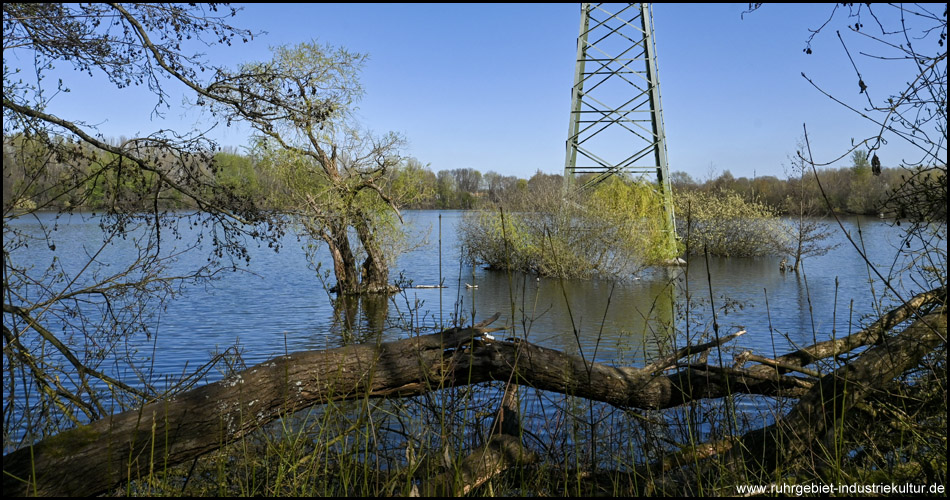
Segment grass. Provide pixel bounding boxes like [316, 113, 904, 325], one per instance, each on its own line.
[8, 210, 947, 497]
[105, 273, 945, 497]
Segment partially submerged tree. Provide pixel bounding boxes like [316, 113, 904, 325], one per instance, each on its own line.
[674, 189, 788, 257]
[461, 174, 675, 278]
[780, 137, 839, 272]
[209, 42, 406, 295]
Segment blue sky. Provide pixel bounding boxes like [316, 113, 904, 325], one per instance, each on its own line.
[14, 3, 944, 181]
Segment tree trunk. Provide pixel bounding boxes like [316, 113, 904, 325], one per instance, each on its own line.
[0, 324, 798, 497]
[3, 287, 945, 497]
[324, 220, 360, 295]
[322, 216, 395, 296]
[793, 220, 804, 270]
[353, 215, 395, 294]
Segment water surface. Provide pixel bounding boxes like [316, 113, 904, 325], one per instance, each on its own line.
[4, 210, 943, 445]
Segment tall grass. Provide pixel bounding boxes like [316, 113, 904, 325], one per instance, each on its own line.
[32, 208, 947, 497]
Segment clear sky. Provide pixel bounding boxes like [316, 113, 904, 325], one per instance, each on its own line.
[14, 3, 944, 181]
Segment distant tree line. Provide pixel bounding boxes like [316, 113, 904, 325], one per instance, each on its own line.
[4, 135, 943, 218]
[672, 151, 946, 219]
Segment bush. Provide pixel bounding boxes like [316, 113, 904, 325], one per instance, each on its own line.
[460, 176, 678, 278]
[674, 190, 788, 257]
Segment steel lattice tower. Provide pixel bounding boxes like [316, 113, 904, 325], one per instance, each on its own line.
[564, 3, 677, 254]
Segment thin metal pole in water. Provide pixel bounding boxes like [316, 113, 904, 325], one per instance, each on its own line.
[439, 213, 443, 329]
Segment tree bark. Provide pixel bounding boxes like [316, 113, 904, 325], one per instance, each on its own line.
[353, 214, 397, 294]
[3, 287, 945, 497]
[315, 216, 360, 296]
[0, 325, 795, 496]
[729, 306, 947, 482]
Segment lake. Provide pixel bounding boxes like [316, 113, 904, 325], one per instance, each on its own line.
[3, 209, 945, 447]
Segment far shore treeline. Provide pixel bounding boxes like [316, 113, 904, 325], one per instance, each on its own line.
[3, 134, 944, 218]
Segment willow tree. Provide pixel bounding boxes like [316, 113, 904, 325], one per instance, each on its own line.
[461, 174, 676, 279]
[210, 42, 404, 295]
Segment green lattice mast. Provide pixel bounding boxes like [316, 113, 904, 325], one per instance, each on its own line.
[564, 3, 677, 258]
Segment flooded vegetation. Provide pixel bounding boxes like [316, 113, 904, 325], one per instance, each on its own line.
[4, 3, 945, 497]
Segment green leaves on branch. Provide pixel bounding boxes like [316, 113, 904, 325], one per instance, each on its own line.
[675, 190, 788, 257]
[209, 41, 367, 140]
[461, 176, 676, 279]
[226, 40, 408, 294]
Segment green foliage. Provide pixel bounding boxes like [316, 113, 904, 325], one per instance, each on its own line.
[213, 152, 261, 200]
[845, 150, 884, 214]
[851, 149, 871, 174]
[216, 41, 409, 294]
[670, 163, 911, 217]
[462, 209, 542, 273]
[885, 165, 948, 224]
[81, 151, 165, 211]
[586, 176, 679, 264]
[2, 134, 250, 211]
[674, 190, 788, 257]
[385, 158, 438, 208]
[461, 176, 677, 278]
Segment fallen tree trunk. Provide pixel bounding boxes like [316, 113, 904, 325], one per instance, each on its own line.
[645, 306, 948, 495]
[3, 287, 945, 497]
[0, 324, 791, 496]
[732, 306, 948, 480]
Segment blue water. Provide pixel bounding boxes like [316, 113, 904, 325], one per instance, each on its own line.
[3, 210, 945, 449]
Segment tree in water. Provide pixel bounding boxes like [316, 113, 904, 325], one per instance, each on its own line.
[780, 137, 839, 271]
[210, 42, 405, 295]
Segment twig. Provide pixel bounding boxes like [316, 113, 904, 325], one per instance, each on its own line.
[643, 330, 746, 374]
[736, 352, 822, 378]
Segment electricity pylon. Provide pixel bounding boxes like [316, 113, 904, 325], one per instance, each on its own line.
[563, 3, 677, 257]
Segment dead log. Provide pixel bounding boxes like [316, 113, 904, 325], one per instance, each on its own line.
[733, 307, 947, 478]
[0, 325, 784, 496]
[3, 286, 944, 497]
[2, 325, 496, 497]
[0, 322, 786, 497]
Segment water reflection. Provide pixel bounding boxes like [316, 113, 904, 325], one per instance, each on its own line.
[332, 293, 390, 344]
[5, 210, 941, 376]
[4, 209, 944, 451]
[464, 269, 678, 364]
